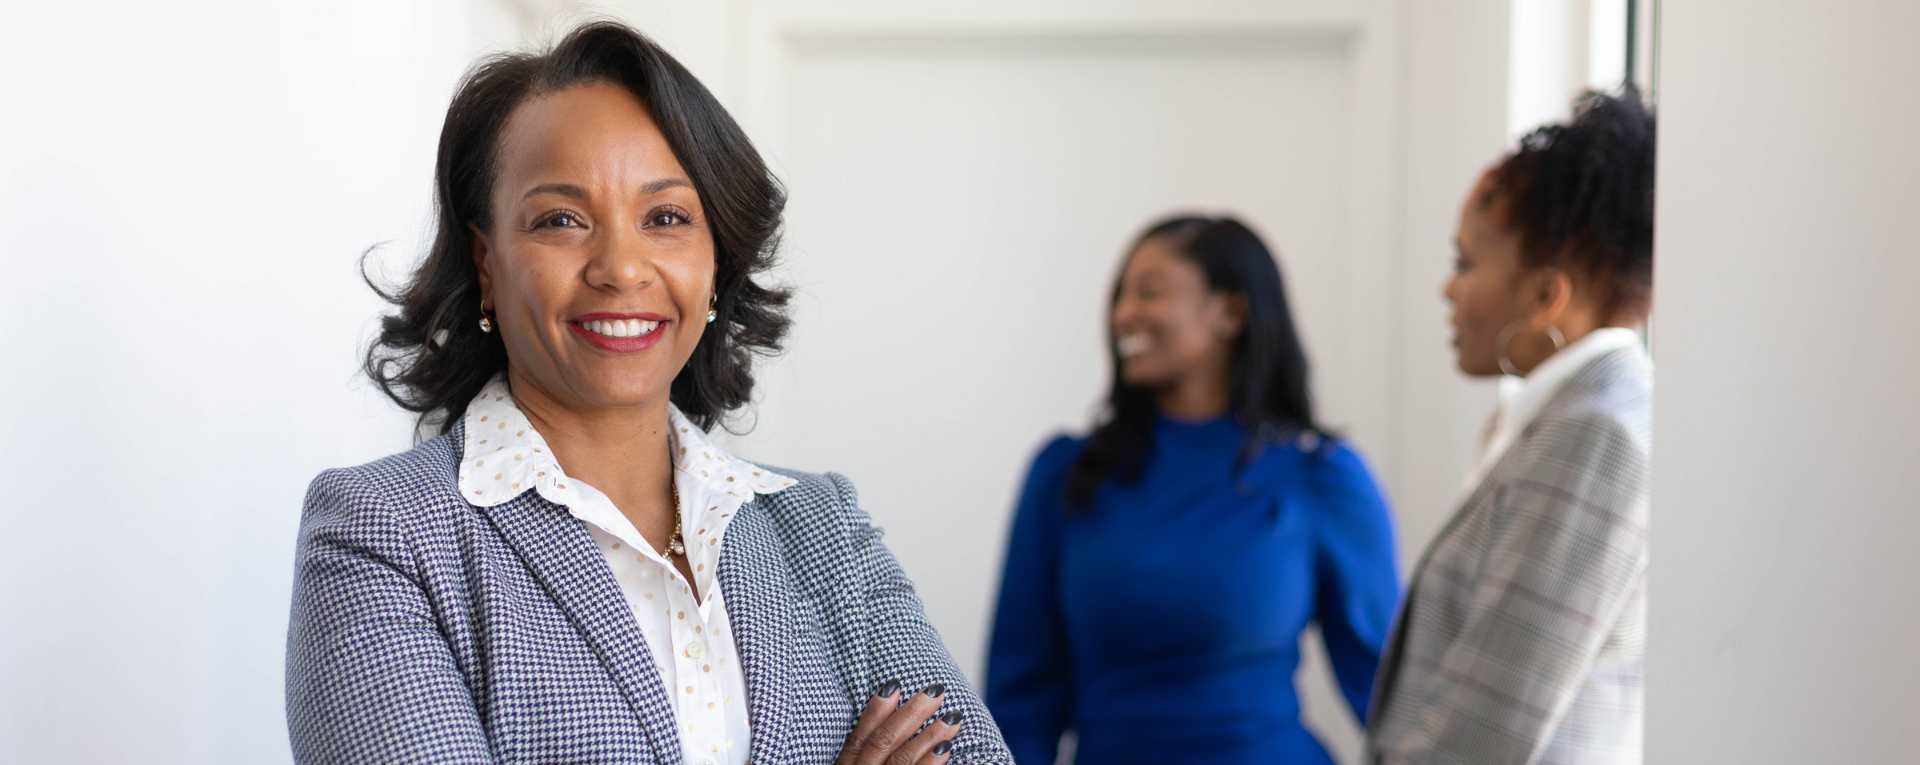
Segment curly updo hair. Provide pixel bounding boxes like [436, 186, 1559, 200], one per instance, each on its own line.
[363, 21, 791, 436]
[1482, 87, 1657, 319]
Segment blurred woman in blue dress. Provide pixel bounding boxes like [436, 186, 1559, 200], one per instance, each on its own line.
[985, 215, 1402, 764]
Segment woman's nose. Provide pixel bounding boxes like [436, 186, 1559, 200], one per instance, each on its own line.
[584, 228, 660, 292]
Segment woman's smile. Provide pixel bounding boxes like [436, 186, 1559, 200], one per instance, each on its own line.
[567, 311, 671, 353]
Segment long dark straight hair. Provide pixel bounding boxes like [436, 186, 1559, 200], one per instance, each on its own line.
[1064, 215, 1328, 506]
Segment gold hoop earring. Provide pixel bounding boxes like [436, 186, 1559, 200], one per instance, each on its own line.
[706, 293, 718, 324]
[1495, 321, 1566, 376]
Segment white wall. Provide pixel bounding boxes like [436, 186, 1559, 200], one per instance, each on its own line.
[1649, 2, 1920, 762]
[1508, 0, 1591, 138]
[0, 1, 525, 761]
[1394, 0, 1513, 596]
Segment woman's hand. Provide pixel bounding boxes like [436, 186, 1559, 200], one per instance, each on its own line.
[837, 680, 964, 765]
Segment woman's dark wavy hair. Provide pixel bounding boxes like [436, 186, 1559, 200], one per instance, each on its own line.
[363, 21, 791, 436]
[1065, 215, 1329, 506]
[1483, 86, 1657, 319]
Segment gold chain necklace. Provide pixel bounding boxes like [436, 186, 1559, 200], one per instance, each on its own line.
[664, 475, 686, 558]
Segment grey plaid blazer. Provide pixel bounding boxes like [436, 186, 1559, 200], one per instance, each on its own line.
[285, 419, 1011, 764]
[1367, 346, 1651, 764]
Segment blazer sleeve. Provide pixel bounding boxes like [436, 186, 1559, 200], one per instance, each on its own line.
[285, 468, 494, 764]
[825, 471, 1015, 765]
[1377, 413, 1649, 765]
[1309, 443, 1403, 723]
[984, 436, 1079, 765]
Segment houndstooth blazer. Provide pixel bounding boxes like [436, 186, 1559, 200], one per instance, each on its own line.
[285, 418, 1012, 764]
[1367, 346, 1651, 765]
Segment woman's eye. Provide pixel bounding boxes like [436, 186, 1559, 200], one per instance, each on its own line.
[646, 209, 690, 227]
[536, 211, 584, 229]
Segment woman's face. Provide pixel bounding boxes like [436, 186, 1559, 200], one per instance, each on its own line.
[475, 81, 715, 412]
[1110, 236, 1241, 390]
[1445, 171, 1542, 377]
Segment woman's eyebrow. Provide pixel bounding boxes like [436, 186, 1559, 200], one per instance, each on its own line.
[638, 177, 693, 195]
[519, 178, 692, 201]
[521, 182, 588, 202]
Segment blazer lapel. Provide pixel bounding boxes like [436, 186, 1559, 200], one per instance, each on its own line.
[481, 493, 684, 765]
[715, 497, 798, 764]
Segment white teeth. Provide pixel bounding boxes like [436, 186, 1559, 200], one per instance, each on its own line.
[1117, 334, 1152, 358]
[583, 319, 660, 338]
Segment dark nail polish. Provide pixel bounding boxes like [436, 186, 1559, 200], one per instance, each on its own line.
[871, 679, 900, 698]
[922, 684, 947, 699]
[940, 711, 964, 726]
[932, 740, 954, 755]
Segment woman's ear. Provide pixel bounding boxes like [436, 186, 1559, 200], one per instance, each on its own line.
[1218, 293, 1249, 338]
[1530, 267, 1575, 322]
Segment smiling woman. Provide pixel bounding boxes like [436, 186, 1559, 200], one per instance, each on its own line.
[473, 80, 724, 418]
[361, 30, 788, 435]
[985, 215, 1401, 765]
[286, 21, 1010, 765]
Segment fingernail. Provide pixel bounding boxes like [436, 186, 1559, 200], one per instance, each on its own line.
[932, 740, 954, 755]
[940, 711, 964, 726]
[871, 679, 900, 698]
[921, 684, 946, 699]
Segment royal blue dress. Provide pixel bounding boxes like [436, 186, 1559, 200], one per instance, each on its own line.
[985, 416, 1401, 764]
